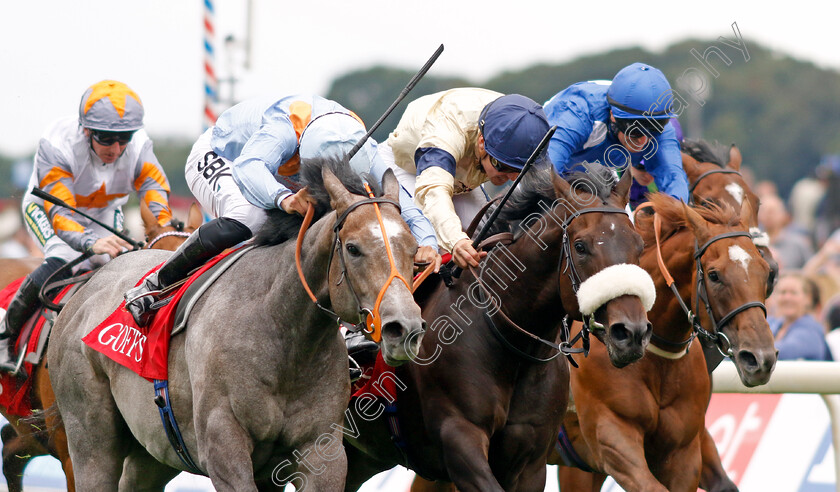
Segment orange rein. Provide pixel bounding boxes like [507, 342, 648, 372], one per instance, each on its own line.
[635, 201, 675, 287]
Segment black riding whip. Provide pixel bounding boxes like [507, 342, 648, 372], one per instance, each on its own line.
[451, 125, 557, 279]
[30, 187, 143, 249]
[347, 44, 444, 160]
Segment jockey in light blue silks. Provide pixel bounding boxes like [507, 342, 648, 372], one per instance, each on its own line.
[125, 94, 439, 329]
[544, 63, 689, 207]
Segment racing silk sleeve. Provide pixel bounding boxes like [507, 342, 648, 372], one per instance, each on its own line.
[545, 93, 595, 175]
[368, 151, 438, 249]
[35, 139, 99, 251]
[414, 151, 467, 253]
[132, 139, 173, 226]
[644, 125, 689, 202]
[229, 112, 299, 210]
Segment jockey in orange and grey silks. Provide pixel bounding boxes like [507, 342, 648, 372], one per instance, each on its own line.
[22, 115, 172, 257]
[0, 79, 172, 374]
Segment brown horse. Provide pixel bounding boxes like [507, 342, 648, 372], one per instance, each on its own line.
[0, 202, 202, 492]
[411, 141, 776, 492]
[552, 193, 776, 492]
[344, 164, 656, 492]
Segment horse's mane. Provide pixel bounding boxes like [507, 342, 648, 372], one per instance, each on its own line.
[635, 192, 741, 247]
[485, 160, 619, 235]
[253, 155, 374, 246]
[680, 139, 730, 168]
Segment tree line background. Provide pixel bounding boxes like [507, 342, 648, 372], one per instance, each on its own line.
[1, 37, 838, 202]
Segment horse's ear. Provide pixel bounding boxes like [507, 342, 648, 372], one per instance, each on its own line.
[728, 144, 742, 171]
[552, 172, 572, 200]
[140, 201, 157, 234]
[681, 152, 699, 177]
[613, 168, 632, 207]
[322, 167, 354, 212]
[681, 202, 710, 242]
[187, 203, 204, 232]
[381, 168, 400, 203]
[739, 194, 754, 228]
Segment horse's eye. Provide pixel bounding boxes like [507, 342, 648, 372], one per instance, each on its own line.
[346, 243, 362, 257]
[708, 270, 720, 283]
[574, 241, 587, 254]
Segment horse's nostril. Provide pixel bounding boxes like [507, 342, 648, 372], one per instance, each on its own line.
[382, 321, 406, 340]
[610, 323, 629, 343]
[737, 350, 759, 371]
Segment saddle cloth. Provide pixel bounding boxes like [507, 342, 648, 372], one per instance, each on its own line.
[83, 247, 247, 381]
[0, 278, 73, 417]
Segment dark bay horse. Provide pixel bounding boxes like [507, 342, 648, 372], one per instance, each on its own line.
[48, 157, 424, 491]
[0, 202, 202, 492]
[552, 193, 776, 492]
[345, 164, 657, 492]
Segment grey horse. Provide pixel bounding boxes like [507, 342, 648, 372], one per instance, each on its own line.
[48, 157, 425, 491]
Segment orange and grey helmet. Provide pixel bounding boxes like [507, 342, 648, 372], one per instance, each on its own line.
[78, 80, 144, 132]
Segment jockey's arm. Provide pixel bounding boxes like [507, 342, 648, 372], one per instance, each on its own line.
[132, 139, 174, 227]
[414, 151, 483, 268]
[367, 149, 438, 250]
[545, 93, 595, 175]
[35, 140, 100, 253]
[229, 117, 299, 211]
[644, 126, 690, 202]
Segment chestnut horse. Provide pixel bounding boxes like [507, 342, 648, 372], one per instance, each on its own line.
[552, 193, 776, 491]
[345, 164, 656, 492]
[0, 202, 202, 492]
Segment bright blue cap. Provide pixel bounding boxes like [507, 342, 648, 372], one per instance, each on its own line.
[479, 94, 549, 170]
[607, 63, 676, 120]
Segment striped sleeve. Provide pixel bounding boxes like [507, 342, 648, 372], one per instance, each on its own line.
[133, 140, 173, 226]
[35, 139, 98, 251]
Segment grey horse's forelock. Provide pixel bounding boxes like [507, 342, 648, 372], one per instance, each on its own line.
[253, 155, 378, 247]
[681, 138, 730, 168]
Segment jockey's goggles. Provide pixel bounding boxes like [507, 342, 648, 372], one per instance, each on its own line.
[487, 154, 520, 174]
[614, 118, 664, 139]
[91, 130, 135, 146]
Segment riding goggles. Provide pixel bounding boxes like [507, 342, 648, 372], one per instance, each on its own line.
[488, 154, 520, 174]
[613, 118, 665, 139]
[91, 130, 135, 146]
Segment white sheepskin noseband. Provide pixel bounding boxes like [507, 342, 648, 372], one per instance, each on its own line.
[576, 264, 656, 316]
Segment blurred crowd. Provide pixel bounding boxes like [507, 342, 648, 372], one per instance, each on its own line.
[751, 155, 840, 361]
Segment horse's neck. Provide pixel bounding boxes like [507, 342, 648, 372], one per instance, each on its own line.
[645, 231, 698, 341]
[481, 227, 566, 330]
[279, 215, 338, 336]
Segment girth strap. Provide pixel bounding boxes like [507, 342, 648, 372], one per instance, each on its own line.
[153, 379, 203, 475]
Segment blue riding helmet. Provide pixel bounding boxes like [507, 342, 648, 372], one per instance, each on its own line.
[479, 94, 550, 170]
[607, 63, 676, 120]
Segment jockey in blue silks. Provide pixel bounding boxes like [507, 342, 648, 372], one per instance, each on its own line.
[544, 63, 689, 206]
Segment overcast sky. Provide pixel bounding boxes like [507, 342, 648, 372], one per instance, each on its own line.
[0, 0, 835, 156]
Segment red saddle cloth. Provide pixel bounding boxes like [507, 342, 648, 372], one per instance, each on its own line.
[0, 278, 72, 417]
[351, 351, 398, 402]
[83, 249, 237, 381]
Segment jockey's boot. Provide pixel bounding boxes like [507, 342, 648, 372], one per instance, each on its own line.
[345, 330, 380, 382]
[0, 276, 41, 374]
[124, 217, 252, 327]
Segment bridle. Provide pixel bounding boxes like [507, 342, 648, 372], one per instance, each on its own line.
[295, 184, 407, 343]
[650, 212, 767, 357]
[687, 168, 742, 205]
[472, 203, 629, 365]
